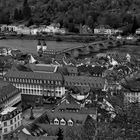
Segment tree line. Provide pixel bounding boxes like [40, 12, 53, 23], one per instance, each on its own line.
[1, 0, 140, 33]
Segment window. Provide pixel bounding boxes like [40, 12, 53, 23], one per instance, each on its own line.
[14, 118, 16, 122]
[10, 120, 13, 125]
[54, 118, 59, 125]
[11, 126, 13, 131]
[68, 120, 73, 126]
[60, 119, 66, 126]
[17, 115, 19, 120]
[4, 121, 7, 127]
[4, 128, 7, 133]
[15, 124, 17, 129]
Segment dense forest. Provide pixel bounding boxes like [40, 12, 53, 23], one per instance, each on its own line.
[1, 0, 140, 32]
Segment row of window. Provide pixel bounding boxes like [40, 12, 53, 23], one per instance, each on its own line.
[126, 92, 140, 96]
[3, 114, 21, 127]
[3, 121, 22, 134]
[53, 119, 73, 126]
[8, 78, 62, 85]
[21, 88, 62, 95]
[15, 83, 62, 90]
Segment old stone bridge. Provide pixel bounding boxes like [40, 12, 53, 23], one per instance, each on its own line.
[57, 39, 125, 58]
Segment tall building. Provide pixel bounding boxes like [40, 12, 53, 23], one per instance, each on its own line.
[0, 107, 22, 140]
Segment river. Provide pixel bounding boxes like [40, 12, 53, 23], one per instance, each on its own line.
[0, 39, 83, 54]
[0, 39, 140, 57]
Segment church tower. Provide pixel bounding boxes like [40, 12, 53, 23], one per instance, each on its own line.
[37, 40, 42, 52]
[42, 40, 47, 52]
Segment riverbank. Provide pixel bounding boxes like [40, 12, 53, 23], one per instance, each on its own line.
[1, 34, 107, 43]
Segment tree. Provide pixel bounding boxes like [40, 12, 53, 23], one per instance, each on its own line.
[26, 18, 34, 27]
[131, 16, 139, 34]
[82, 115, 96, 140]
[18, 9, 23, 20]
[65, 126, 83, 140]
[57, 128, 63, 140]
[22, 0, 31, 20]
[14, 8, 19, 20]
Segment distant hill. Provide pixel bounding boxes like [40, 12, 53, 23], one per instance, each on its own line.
[1, 0, 140, 33]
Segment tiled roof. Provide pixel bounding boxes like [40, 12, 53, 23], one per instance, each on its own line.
[27, 64, 57, 73]
[56, 94, 81, 111]
[123, 78, 140, 91]
[0, 80, 19, 100]
[46, 110, 88, 125]
[25, 124, 47, 137]
[77, 65, 106, 75]
[19, 131, 57, 140]
[64, 76, 105, 89]
[66, 66, 78, 74]
[4, 70, 63, 81]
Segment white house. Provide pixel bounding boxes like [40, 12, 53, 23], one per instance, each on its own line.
[0, 107, 22, 139]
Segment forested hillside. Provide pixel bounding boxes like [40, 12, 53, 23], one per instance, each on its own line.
[1, 0, 140, 32]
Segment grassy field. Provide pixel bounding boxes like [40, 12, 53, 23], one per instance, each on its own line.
[0, 39, 83, 54]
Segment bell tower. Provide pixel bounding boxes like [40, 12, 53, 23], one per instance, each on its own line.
[37, 40, 42, 52]
[42, 40, 47, 52]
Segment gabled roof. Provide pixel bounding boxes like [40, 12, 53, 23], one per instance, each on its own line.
[0, 80, 20, 102]
[26, 64, 57, 73]
[66, 66, 78, 74]
[46, 110, 88, 125]
[77, 65, 106, 75]
[56, 94, 81, 111]
[64, 76, 105, 89]
[4, 70, 63, 81]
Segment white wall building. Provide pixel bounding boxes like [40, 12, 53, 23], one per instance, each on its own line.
[0, 107, 22, 140]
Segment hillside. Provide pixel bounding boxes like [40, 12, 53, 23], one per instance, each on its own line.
[1, 0, 140, 32]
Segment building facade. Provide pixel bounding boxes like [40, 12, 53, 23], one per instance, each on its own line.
[4, 70, 65, 98]
[0, 107, 22, 140]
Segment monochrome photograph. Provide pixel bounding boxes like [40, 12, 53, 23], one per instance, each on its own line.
[0, 0, 140, 139]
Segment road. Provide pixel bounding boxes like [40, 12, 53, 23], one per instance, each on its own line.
[22, 107, 47, 126]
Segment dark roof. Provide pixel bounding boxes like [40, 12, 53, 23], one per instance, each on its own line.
[4, 70, 63, 81]
[46, 110, 88, 125]
[66, 66, 78, 74]
[78, 65, 106, 75]
[123, 78, 140, 91]
[64, 76, 105, 89]
[0, 80, 20, 100]
[27, 64, 57, 73]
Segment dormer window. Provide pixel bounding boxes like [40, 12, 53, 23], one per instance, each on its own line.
[60, 118, 66, 126]
[54, 118, 59, 125]
[68, 119, 73, 126]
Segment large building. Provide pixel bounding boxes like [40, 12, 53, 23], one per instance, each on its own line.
[0, 80, 21, 110]
[4, 69, 106, 106]
[0, 107, 22, 140]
